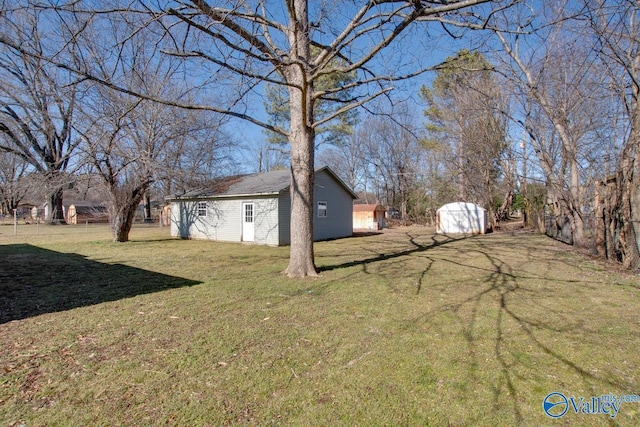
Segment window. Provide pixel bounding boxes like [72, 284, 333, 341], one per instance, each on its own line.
[197, 201, 207, 217]
[244, 203, 254, 223]
[318, 201, 327, 218]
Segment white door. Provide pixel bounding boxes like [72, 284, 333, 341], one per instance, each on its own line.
[242, 202, 255, 242]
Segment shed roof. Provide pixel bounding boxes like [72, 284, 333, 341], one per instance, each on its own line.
[437, 202, 486, 213]
[353, 204, 385, 212]
[167, 166, 357, 201]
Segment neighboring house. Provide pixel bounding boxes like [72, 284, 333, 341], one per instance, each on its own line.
[436, 202, 487, 235]
[41, 202, 67, 223]
[65, 201, 110, 224]
[353, 204, 386, 230]
[3, 203, 37, 221]
[160, 204, 172, 227]
[166, 166, 357, 246]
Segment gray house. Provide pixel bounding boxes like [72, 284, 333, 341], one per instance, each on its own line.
[166, 166, 357, 246]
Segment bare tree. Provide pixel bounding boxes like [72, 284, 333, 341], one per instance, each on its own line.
[144, 0, 517, 276]
[360, 105, 426, 222]
[80, 80, 229, 242]
[421, 50, 509, 226]
[586, 0, 640, 268]
[2, 0, 517, 277]
[317, 130, 367, 193]
[0, 150, 31, 215]
[0, 6, 82, 223]
[71, 7, 232, 242]
[81, 87, 228, 241]
[487, 1, 613, 247]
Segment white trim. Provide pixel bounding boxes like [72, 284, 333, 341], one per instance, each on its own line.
[242, 202, 255, 242]
[318, 201, 327, 218]
[197, 201, 207, 217]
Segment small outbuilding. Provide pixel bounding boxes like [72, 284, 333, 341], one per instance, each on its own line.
[436, 202, 487, 235]
[65, 201, 109, 224]
[352, 204, 386, 230]
[166, 166, 357, 246]
[160, 204, 172, 227]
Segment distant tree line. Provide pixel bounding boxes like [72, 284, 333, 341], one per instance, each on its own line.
[0, 2, 234, 241]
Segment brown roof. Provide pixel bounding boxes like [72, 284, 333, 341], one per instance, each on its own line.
[353, 204, 385, 212]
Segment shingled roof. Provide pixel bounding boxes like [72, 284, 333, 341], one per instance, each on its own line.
[167, 166, 356, 200]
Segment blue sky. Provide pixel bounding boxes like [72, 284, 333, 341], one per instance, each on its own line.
[220, 14, 480, 172]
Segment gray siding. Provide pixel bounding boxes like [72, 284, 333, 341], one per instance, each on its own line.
[213, 200, 243, 241]
[170, 200, 213, 239]
[278, 192, 291, 246]
[169, 167, 354, 246]
[171, 197, 282, 245]
[170, 199, 242, 242]
[253, 197, 281, 246]
[313, 169, 353, 241]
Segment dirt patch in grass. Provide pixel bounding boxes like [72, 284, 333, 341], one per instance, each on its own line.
[1, 224, 639, 426]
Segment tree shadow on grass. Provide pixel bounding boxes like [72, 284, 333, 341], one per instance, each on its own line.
[318, 231, 462, 273]
[319, 229, 638, 423]
[408, 235, 638, 424]
[0, 244, 201, 324]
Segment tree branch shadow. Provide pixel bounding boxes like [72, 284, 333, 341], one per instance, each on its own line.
[319, 229, 638, 422]
[317, 231, 462, 273]
[416, 237, 637, 423]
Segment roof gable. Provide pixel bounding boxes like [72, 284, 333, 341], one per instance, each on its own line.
[315, 166, 358, 200]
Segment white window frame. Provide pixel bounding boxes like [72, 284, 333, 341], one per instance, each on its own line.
[318, 201, 327, 218]
[244, 202, 254, 223]
[197, 201, 207, 217]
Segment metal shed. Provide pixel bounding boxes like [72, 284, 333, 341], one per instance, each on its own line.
[436, 202, 487, 235]
[166, 166, 357, 246]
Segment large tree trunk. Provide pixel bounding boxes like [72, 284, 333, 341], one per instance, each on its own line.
[110, 184, 148, 243]
[48, 187, 67, 224]
[621, 100, 640, 269]
[615, 128, 640, 269]
[496, 189, 513, 222]
[286, 130, 318, 277]
[285, 77, 318, 277]
[112, 204, 138, 242]
[567, 202, 587, 247]
[527, 127, 587, 246]
[594, 104, 640, 268]
[568, 155, 587, 248]
[594, 180, 607, 258]
[284, 0, 318, 278]
[143, 192, 153, 223]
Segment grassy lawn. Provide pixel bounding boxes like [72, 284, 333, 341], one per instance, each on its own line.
[1, 223, 639, 426]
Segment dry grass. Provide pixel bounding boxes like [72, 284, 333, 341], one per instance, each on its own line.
[1, 223, 639, 426]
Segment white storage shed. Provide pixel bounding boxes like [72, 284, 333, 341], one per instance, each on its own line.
[436, 202, 487, 235]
